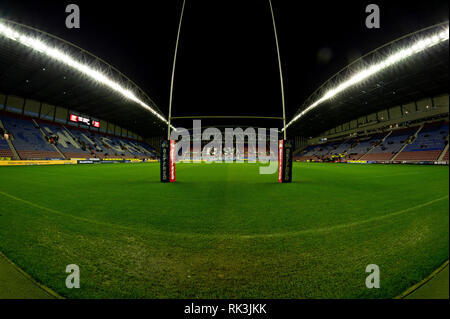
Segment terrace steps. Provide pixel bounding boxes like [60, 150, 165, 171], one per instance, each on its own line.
[62, 125, 79, 142]
[391, 124, 424, 161]
[438, 143, 449, 162]
[32, 119, 67, 159]
[0, 117, 20, 160]
[326, 138, 352, 157]
[358, 131, 392, 160]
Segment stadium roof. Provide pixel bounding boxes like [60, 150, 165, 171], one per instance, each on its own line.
[0, 17, 448, 140]
[0, 18, 169, 138]
[286, 22, 449, 138]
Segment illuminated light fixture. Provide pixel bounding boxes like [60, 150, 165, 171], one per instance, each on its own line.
[284, 27, 449, 131]
[0, 20, 174, 130]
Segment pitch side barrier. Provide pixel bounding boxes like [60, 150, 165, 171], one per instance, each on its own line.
[297, 160, 449, 165]
[0, 159, 77, 166]
[344, 160, 449, 165]
[76, 158, 155, 164]
[0, 158, 157, 166]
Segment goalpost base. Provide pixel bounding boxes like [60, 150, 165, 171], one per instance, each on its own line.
[161, 139, 292, 183]
[278, 140, 293, 183]
[160, 140, 176, 183]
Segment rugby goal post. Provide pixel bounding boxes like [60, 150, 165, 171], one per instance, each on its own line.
[160, 0, 293, 183]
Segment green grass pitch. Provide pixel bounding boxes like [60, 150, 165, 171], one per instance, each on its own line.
[0, 162, 448, 298]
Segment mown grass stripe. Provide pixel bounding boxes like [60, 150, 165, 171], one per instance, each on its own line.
[0, 190, 447, 239]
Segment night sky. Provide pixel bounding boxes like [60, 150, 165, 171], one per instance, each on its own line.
[0, 0, 448, 130]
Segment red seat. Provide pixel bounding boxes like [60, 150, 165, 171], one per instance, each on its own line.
[395, 150, 442, 161]
[17, 150, 62, 160]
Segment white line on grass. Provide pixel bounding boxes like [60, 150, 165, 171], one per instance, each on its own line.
[0, 190, 447, 240]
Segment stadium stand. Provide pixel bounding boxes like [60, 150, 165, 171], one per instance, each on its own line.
[68, 127, 157, 159]
[129, 140, 158, 159]
[1, 107, 446, 164]
[344, 133, 387, 161]
[55, 123, 157, 159]
[395, 122, 449, 162]
[328, 138, 354, 156]
[295, 144, 322, 161]
[360, 126, 419, 161]
[0, 113, 62, 159]
[0, 111, 157, 160]
[38, 120, 91, 159]
[295, 118, 449, 164]
[317, 141, 342, 157]
[295, 139, 349, 161]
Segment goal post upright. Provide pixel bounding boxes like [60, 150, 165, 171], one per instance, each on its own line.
[269, 0, 293, 182]
[161, 0, 185, 183]
[161, 0, 293, 183]
[268, 0, 287, 140]
[167, 0, 186, 140]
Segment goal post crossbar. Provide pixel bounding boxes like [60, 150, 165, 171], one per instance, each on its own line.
[166, 0, 287, 139]
[170, 116, 284, 120]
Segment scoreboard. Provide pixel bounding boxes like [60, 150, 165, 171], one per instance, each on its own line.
[69, 114, 100, 128]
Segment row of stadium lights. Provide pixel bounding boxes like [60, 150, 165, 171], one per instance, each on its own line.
[283, 27, 449, 132]
[0, 21, 175, 130]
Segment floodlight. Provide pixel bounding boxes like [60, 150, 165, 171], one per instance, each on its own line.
[0, 20, 174, 130]
[284, 27, 449, 131]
